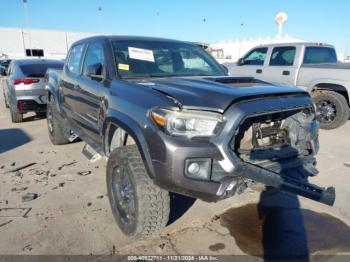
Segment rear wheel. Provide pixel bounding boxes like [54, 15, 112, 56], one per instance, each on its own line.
[312, 90, 349, 130]
[47, 96, 69, 145]
[10, 106, 23, 123]
[107, 145, 170, 238]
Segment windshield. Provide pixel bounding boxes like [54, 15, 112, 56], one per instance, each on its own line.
[111, 40, 225, 79]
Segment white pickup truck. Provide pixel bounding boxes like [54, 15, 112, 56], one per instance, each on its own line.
[226, 42, 350, 129]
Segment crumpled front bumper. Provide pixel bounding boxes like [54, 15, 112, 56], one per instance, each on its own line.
[148, 94, 335, 205]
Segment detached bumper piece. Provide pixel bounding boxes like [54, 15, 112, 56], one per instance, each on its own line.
[18, 100, 46, 113]
[240, 163, 335, 206]
[228, 102, 335, 206]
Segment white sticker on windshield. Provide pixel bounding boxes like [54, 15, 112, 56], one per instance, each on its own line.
[128, 47, 155, 62]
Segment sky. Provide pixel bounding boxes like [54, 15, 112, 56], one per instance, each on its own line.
[0, 0, 349, 54]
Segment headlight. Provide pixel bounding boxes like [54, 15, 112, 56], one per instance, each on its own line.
[151, 109, 223, 138]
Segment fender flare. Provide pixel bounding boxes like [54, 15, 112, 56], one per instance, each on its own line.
[103, 110, 155, 178]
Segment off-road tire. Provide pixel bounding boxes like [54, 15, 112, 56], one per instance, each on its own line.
[107, 145, 170, 238]
[10, 106, 23, 123]
[47, 96, 69, 145]
[312, 90, 349, 130]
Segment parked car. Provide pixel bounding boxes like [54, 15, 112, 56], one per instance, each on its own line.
[0, 65, 6, 77]
[46, 35, 335, 238]
[0, 59, 11, 70]
[1, 59, 64, 122]
[226, 42, 350, 129]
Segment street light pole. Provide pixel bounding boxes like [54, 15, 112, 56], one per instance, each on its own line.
[202, 18, 207, 48]
[238, 23, 244, 59]
[22, 0, 33, 57]
[155, 12, 160, 36]
[97, 6, 102, 32]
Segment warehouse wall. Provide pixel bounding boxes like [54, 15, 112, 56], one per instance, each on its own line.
[0, 27, 97, 59]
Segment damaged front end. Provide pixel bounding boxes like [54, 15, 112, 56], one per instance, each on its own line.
[212, 95, 335, 206]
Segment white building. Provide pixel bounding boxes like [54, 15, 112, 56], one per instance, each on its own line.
[0, 27, 99, 60]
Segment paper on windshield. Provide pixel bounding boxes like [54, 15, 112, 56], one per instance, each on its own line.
[118, 63, 129, 71]
[128, 47, 155, 62]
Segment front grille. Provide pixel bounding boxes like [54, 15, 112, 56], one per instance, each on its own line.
[230, 107, 316, 173]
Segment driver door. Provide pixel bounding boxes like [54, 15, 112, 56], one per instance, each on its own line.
[230, 47, 268, 79]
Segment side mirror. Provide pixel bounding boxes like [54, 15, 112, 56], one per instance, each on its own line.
[0, 67, 7, 76]
[237, 58, 245, 66]
[85, 63, 103, 81]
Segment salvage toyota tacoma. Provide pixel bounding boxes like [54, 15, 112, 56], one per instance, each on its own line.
[45, 36, 335, 238]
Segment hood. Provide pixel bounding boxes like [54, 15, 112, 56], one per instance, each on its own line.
[133, 76, 308, 112]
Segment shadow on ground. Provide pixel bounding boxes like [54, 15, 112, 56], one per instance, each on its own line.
[0, 128, 32, 154]
[23, 113, 46, 122]
[167, 193, 196, 226]
[220, 190, 350, 261]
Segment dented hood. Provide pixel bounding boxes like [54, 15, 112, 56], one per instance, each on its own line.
[134, 76, 308, 112]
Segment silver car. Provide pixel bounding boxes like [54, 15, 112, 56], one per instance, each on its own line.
[2, 59, 63, 123]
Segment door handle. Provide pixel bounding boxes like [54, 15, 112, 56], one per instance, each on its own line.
[282, 70, 290, 76]
[256, 69, 263, 74]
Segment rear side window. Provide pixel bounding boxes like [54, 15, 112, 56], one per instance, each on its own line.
[269, 46, 296, 66]
[303, 47, 337, 64]
[242, 48, 268, 65]
[20, 63, 63, 77]
[67, 44, 85, 74]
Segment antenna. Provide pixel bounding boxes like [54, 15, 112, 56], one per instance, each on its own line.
[275, 12, 288, 39]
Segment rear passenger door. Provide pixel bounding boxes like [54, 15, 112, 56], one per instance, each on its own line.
[75, 42, 106, 144]
[230, 47, 268, 78]
[261, 46, 298, 86]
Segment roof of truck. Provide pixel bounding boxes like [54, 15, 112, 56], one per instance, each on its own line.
[255, 42, 334, 49]
[73, 35, 190, 45]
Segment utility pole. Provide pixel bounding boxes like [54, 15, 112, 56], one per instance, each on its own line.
[22, 0, 33, 57]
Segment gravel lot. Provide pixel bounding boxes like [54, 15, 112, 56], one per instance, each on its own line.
[0, 85, 350, 259]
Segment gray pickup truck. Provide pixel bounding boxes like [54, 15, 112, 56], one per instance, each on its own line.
[226, 43, 350, 129]
[46, 35, 335, 238]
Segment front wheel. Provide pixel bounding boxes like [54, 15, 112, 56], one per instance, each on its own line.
[106, 145, 170, 238]
[312, 90, 349, 130]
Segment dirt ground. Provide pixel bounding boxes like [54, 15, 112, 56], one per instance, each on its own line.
[1, 87, 350, 260]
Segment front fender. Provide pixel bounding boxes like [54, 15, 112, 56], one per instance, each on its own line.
[103, 109, 156, 178]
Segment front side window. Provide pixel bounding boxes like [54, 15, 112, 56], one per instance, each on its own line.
[241, 48, 268, 65]
[82, 43, 105, 77]
[303, 47, 337, 64]
[112, 40, 225, 79]
[67, 44, 85, 75]
[269, 46, 296, 66]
